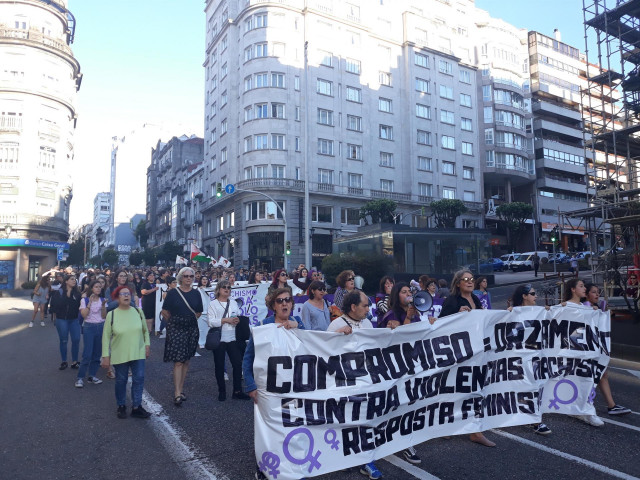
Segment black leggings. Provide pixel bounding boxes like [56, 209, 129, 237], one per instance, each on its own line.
[213, 340, 243, 393]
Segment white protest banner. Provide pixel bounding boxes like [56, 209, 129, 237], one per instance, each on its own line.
[251, 305, 610, 480]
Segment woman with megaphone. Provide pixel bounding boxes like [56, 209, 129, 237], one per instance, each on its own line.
[378, 282, 436, 329]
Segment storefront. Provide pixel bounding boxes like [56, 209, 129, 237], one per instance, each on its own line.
[0, 239, 68, 290]
[248, 232, 284, 272]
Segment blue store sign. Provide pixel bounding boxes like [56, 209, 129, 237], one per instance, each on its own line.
[0, 239, 69, 250]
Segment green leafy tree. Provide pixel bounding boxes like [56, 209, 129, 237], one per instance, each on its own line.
[321, 253, 392, 295]
[359, 199, 397, 225]
[129, 252, 143, 266]
[158, 241, 183, 263]
[67, 236, 86, 265]
[431, 199, 468, 228]
[89, 255, 102, 266]
[134, 220, 149, 248]
[101, 248, 118, 267]
[142, 249, 157, 267]
[496, 202, 534, 251]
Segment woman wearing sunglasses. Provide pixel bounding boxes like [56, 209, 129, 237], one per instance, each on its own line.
[439, 270, 495, 447]
[301, 280, 330, 330]
[333, 270, 357, 312]
[160, 267, 203, 407]
[208, 280, 250, 401]
[268, 269, 290, 297]
[510, 284, 552, 436]
[243, 287, 304, 480]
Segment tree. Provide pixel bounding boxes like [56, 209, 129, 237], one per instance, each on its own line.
[431, 199, 467, 228]
[67, 235, 86, 265]
[142, 249, 157, 267]
[129, 252, 143, 266]
[359, 199, 397, 225]
[102, 248, 118, 267]
[158, 241, 183, 263]
[89, 255, 102, 266]
[321, 253, 392, 294]
[134, 219, 149, 249]
[496, 202, 534, 251]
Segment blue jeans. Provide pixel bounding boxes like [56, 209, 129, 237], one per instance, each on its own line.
[113, 359, 145, 407]
[78, 322, 104, 379]
[55, 318, 81, 363]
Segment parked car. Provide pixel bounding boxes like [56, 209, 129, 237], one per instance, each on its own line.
[510, 251, 550, 272]
[490, 257, 505, 272]
[500, 253, 518, 271]
[550, 253, 570, 264]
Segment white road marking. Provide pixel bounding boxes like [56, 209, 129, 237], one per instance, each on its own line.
[610, 367, 640, 381]
[492, 429, 640, 480]
[142, 390, 224, 480]
[601, 417, 640, 432]
[383, 454, 441, 480]
[0, 323, 29, 338]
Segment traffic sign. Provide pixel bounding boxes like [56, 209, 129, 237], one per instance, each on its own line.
[225, 184, 235, 194]
[57, 247, 64, 261]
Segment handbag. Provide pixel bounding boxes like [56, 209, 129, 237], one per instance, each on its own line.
[236, 315, 250, 342]
[205, 300, 229, 351]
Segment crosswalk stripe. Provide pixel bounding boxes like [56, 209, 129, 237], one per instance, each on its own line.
[383, 454, 441, 480]
[601, 417, 640, 432]
[492, 429, 640, 480]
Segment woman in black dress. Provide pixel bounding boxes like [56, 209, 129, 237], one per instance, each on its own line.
[160, 267, 203, 406]
[141, 271, 159, 335]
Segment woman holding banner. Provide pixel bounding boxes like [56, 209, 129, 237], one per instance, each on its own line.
[439, 270, 495, 447]
[301, 280, 330, 331]
[208, 279, 250, 401]
[378, 282, 422, 329]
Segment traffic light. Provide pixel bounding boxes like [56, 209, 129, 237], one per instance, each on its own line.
[421, 206, 425, 216]
[216, 183, 222, 197]
[285, 240, 291, 255]
[551, 226, 558, 243]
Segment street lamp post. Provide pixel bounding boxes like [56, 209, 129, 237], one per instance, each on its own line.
[235, 187, 288, 271]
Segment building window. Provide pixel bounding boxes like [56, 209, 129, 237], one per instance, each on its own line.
[210, 129, 216, 144]
[463, 191, 475, 201]
[317, 108, 334, 126]
[418, 156, 432, 171]
[295, 106, 301, 121]
[417, 130, 431, 145]
[380, 179, 394, 192]
[416, 104, 431, 119]
[210, 155, 216, 170]
[347, 144, 362, 160]
[272, 164, 285, 177]
[379, 71, 391, 86]
[380, 152, 393, 167]
[460, 93, 472, 107]
[255, 134, 269, 150]
[246, 201, 285, 220]
[439, 60, 453, 75]
[221, 91, 227, 106]
[415, 52, 429, 68]
[379, 125, 393, 140]
[442, 161, 455, 175]
[255, 165, 267, 178]
[378, 98, 392, 113]
[318, 168, 334, 184]
[221, 148, 227, 163]
[319, 50, 333, 67]
[483, 106, 493, 123]
[255, 72, 268, 87]
[256, 103, 268, 118]
[271, 134, 285, 150]
[244, 76, 252, 92]
[221, 62, 228, 78]
[442, 187, 456, 199]
[244, 167, 252, 179]
[348, 173, 362, 188]
[244, 106, 253, 122]
[312, 205, 333, 223]
[347, 115, 362, 131]
[461, 117, 472, 131]
[271, 103, 285, 119]
[441, 135, 455, 150]
[346, 86, 362, 102]
[220, 119, 227, 135]
[295, 137, 301, 152]
[419, 183, 433, 196]
[341, 207, 361, 225]
[271, 73, 285, 88]
[439, 85, 454, 100]
[463, 219, 478, 228]
[482, 85, 492, 101]
[459, 69, 471, 83]
[415, 78, 430, 93]
[462, 142, 473, 155]
[346, 58, 361, 74]
[463, 167, 474, 179]
[244, 46, 253, 62]
[244, 136, 252, 152]
[317, 79, 333, 96]
[255, 42, 268, 57]
[440, 110, 454, 124]
[318, 138, 334, 155]
[295, 76, 300, 90]
[485, 128, 494, 145]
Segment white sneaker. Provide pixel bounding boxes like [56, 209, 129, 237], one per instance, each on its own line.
[224, 372, 229, 381]
[40, 321, 45, 327]
[575, 414, 604, 427]
[159, 333, 166, 339]
[75, 379, 84, 388]
[29, 322, 34, 328]
[87, 376, 103, 385]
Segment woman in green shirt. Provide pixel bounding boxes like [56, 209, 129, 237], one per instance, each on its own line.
[101, 285, 151, 420]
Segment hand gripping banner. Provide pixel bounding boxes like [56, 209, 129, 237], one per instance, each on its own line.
[251, 305, 610, 479]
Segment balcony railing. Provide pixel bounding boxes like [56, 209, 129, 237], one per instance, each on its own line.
[0, 27, 72, 56]
[487, 158, 535, 175]
[370, 190, 411, 201]
[0, 114, 22, 132]
[348, 187, 364, 196]
[0, 213, 68, 234]
[235, 178, 305, 190]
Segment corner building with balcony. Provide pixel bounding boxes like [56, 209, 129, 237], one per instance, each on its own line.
[202, 0, 485, 271]
[0, 0, 81, 289]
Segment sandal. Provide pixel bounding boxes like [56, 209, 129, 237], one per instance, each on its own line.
[174, 396, 183, 407]
[180, 393, 187, 401]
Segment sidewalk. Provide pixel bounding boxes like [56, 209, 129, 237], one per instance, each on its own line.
[493, 269, 592, 287]
[0, 297, 184, 480]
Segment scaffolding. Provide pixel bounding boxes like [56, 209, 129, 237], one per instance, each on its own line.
[575, 0, 640, 320]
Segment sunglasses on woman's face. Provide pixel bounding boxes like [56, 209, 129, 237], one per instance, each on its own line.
[219, 286, 231, 290]
[280, 273, 288, 277]
[275, 297, 292, 304]
[347, 277, 355, 282]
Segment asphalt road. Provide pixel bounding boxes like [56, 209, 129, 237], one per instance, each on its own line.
[2, 295, 639, 480]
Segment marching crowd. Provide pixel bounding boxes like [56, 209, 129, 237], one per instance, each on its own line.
[28, 262, 635, 480]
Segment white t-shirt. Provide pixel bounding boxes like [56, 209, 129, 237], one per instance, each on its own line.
[207, 298, 240, 342]
[327, 314, 373, 332]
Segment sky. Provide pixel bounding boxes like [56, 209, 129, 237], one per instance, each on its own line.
[67, 0, 588, 228]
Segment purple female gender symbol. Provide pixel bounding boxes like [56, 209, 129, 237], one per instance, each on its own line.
[283, 427, 322, 473]
[324, 429, 340, 450]
[588, 386, 597, 404]
[258, 451, 281, 479]
[548, 379, 579, 410]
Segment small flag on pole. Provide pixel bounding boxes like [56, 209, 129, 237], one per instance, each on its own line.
[175, 255, 188, 266]
[190, 243, 212, 263]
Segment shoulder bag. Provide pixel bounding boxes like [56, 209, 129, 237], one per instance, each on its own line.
[205, 300, 229, 351]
